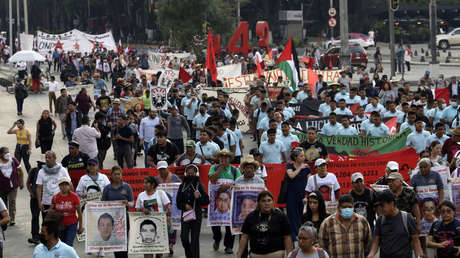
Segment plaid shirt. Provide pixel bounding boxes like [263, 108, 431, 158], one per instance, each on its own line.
[108, 107, 124, 132]
[319, 212, 372, 258]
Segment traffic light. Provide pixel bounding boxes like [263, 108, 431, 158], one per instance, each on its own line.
[391, 0, 399, 11]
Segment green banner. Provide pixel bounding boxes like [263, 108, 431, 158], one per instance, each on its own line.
[294, 129, 412, 156]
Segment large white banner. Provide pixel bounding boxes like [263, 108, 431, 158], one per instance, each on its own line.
[85, 201, 127, 253]
[148, 52, 195, 69]
[35, 29, 117, 55]
[217, 63, 242, 82]
[128, 212, 169, 254]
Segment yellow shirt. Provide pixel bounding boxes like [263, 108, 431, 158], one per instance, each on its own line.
[15, 128, 30, 145]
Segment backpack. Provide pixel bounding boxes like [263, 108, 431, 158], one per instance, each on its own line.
[380, 210, 409, 236]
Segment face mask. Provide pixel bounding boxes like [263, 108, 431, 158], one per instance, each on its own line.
[39, 234, 47, 245]
[341, 90, 346, 94]
[452, 103, 458, 108]
[340, 208, 354, 219]
[442, 104, 446, 108]
[3, 153, 10, 160]
[187, 93, 191, 97]
[184, 175, 198, 182]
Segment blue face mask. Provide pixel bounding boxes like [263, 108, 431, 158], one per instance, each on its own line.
[442, 104, 446, 109]
[187, 92, 191, 97]
[340, 208, 354, 219]
[341, 90, 346, 94]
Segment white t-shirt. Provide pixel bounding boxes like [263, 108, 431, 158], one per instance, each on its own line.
[36, 165, 70, 205]
[76, 173, 111, 195]
[305, 173, 341, 201]
[135, 190, 171, 212]
[48, 81, 60, 92]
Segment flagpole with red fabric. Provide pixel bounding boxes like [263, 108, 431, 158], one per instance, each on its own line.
[206, 30, 217, 84]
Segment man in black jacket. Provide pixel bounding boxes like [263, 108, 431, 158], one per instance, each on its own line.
[63, 102, 83, 142]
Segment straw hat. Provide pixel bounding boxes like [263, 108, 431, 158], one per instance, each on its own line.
[240, 155, 259, 169]
[215, 149, 234, 159]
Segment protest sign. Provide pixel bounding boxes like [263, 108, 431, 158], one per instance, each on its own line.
[80, 191, 103, 207]
[150, 87, 169, 110]
[85, 201, 127, 253]
[217, 63, 242, 81]
[432, 166, 451, 201]
[202, 88, 250, 132]
[128, 212, 169, 254]
[294, 116, 394, 135]
[416, 185, 439, 217]
[157, 69, 178, 88]
[230, 184, 265, 234]
[451, 179, 460, 220]
[294, 129, 412, 156]
[370, 184, 389, 192]
[157, 183, 181, 230]
[140, 69, 163, 81]
[207, 179, 233, 226]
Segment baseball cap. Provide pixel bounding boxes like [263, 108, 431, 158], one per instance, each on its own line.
[386, 161, 399, 171]
[121, 114, 129, 120]
[69, 141, 79, 148]
[314, 158, 327, 167]
[157, 161, 168, 169]
[87, 158, 98, 166]
[351, 172, 364, 183]
[387, 172, 404, 181]
[113, 98, 121, 104]
[58, 177, 71, 185]
[185, 140, 196, 147]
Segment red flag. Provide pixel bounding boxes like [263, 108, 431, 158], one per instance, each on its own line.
[307, 68, 319, 94]
[179, 67, 192, 83]
[435, 87, 450, 105]
[384, 117, 398, 135]
[206, 30, 217, 83]
[350, 103, 360, 115]
[256, 58, 263, 78]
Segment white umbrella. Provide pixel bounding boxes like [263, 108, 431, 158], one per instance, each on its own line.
[8, 50, 46, 63]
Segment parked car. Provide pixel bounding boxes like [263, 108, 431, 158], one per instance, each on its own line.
[326, 33, 375, 49]
[436, 28, 460, 49]
[319, 45, 368, 70]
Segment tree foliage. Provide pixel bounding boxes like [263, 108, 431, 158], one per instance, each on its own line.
[157, 0, 235, 49]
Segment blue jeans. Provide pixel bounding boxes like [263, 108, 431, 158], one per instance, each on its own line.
[143, 140, 155, 168]
[15, 97, 24, 113]
[61, 222, 78, 246]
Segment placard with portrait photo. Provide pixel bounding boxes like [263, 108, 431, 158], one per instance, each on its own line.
[128, 212, 169, 254]
[230, 184, 265, 234]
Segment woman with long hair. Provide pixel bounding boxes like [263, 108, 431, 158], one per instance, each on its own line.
[429, 141, 445, 166]
[236, 191, 293, 258]
[36, 110, 57, 155]
[0, 147, 24, 226]
[286, 147, 311, 241]
[301, 190, 329, 232]
[176, 164, 210, 258]
[75, 87, 94, 116]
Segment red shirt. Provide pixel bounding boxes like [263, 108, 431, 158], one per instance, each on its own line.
[51, 191, 80, 226]
[441, 138, 460, 163]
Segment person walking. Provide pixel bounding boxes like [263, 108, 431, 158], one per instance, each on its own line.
[14, 78, 28, 116]
[319, 194, 372, 258]
[301, 190, 329, 232]
[63, 102, 83, 142]
[427, 200, 460, 258]
[56, 89, 73, 139]
[92, 112, 111, 169]
[176, 164, 210, 258]
[32, 219, 79, 258]
[47, 76, 60, 116]
[36, 151, 71, 220]
[7, 119, 32, 173]
[31, 62, 42, 93]
[167, 105, 191, 155]
[36, 110, 57, 155]
[114, 114, 134, 168]
[139, 110, 162, 168]
[49, 177, 83, 247]
[0, 147, 24, 227]
[237, 191, 293, 258]
[404, 45, 412, 72]
[27, 161, 45, 245]
[101, 166, 134, 258]
[287, 224, 330, 258]
[72, 116, 100, 160]
[135, 175, 171, 258]
[368, 190, 421, 258]
[285, 147, 310, 241]
[396, 43, 405, 74]
[0, 197, 10, 257]
[75, 88, 94, 116]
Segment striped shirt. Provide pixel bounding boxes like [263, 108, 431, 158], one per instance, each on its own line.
[319, 212, 372, 258]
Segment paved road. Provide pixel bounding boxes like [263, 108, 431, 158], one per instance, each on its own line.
[0, 57, 446, 257]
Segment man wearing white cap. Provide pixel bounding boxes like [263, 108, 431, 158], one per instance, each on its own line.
[349, 172, 377, 232]
[375, 161, 409, 186]
[305, 159, 341, 202]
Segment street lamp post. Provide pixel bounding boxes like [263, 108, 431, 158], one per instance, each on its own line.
[429, 0, 438, 64]
[339, 0, 349, 68]
[389, 0, 396, 77]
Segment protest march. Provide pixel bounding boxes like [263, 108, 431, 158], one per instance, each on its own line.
[2, 4, 460, 258]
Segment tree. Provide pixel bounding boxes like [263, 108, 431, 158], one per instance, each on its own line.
[157, 0, 234, 49]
